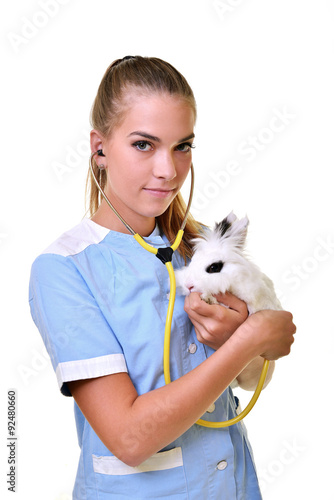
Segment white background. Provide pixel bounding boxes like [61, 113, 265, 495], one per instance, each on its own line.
[1, 0, 333, 498]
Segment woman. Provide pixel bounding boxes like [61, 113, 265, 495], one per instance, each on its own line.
[29, 56, 296, 499]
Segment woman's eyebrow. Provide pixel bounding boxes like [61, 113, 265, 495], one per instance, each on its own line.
[178, 133, 195, 143]
[128, 131, 161, 142]
[127, 131, 195, 143]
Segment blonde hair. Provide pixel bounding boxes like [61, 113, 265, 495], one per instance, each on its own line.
[86, 56, 202, 261]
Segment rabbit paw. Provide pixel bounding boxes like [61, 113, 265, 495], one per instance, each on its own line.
[200, 293, 219, 305]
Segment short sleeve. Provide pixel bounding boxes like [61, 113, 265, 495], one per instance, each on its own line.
[29, 253, 128, 396]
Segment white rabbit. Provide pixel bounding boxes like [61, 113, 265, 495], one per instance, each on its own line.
[175, 212, 282, 314]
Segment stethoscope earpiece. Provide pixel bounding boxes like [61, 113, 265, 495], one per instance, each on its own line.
[97, 149, 105, 157]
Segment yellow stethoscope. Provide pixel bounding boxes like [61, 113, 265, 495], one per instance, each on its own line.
[90, 151, 270, 428]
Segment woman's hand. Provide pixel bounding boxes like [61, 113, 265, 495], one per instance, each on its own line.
[184, 292, 296, 362]
[234, 309, 296, 361]
[184, 291, 249, 350]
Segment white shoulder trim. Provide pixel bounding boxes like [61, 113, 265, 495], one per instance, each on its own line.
[56, 353, 128, 390]
[43, 218, 110, 257]
[93, 447, 183, 475]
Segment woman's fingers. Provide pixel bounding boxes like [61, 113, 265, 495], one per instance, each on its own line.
[214, 292, 249, 316]
[184, 292, 249, 350]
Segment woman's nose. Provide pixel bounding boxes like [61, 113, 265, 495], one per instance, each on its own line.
[153, 152, 177, 180]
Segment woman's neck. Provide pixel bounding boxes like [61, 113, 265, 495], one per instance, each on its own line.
[91, 201, 156, 237]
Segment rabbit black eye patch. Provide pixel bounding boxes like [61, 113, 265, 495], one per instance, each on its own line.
[205, 261, 224, 274]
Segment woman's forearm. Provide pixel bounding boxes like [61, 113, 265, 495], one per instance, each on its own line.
[70, 310, 295, 467]
[70, 329, 258, 468]
[124, 336, 257, 464]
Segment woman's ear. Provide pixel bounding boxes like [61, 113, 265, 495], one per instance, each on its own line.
[90, 129, 105, 156]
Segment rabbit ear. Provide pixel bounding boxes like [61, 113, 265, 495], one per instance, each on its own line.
[230, 216, 249, 248]
[214, 211, 236, 238]
[215, 212, 249, 249]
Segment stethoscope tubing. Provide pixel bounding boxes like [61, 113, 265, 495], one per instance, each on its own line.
[89, 152, 269, 428]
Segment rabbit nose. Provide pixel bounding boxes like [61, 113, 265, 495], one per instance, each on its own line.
[186, 284, 194, 293]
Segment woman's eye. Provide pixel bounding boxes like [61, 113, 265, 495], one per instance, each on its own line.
[133, 141, 153, 151]
[176, 142, 195, 152]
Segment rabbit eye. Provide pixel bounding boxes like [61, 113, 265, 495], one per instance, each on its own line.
[206, 261, 224, 274]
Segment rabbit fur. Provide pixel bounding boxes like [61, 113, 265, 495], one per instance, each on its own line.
[175, 212, 282, 315]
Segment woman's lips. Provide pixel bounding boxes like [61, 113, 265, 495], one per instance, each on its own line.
[143, 188, 175, 198]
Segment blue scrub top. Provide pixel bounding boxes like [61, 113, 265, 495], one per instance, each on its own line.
[29, 218, 263, 499]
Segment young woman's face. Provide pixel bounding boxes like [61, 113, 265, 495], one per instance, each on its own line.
[96, 92, 195, 233]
